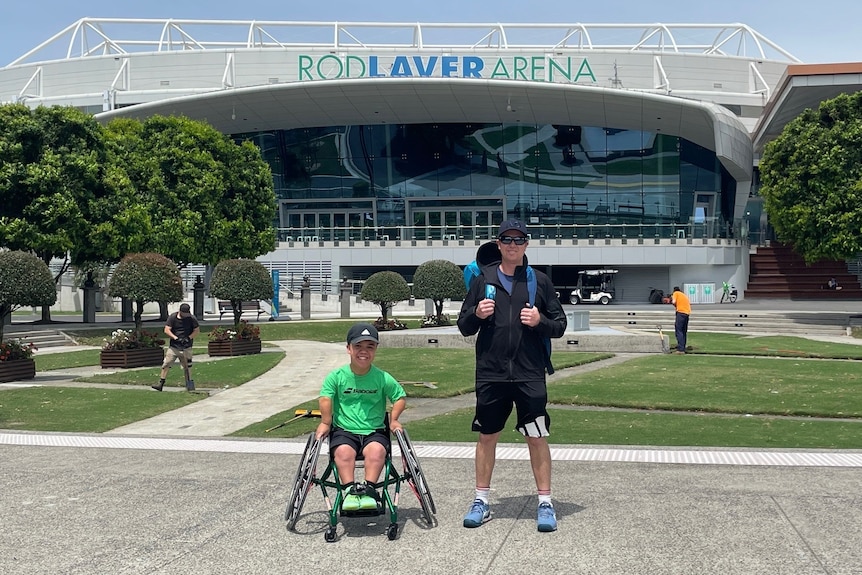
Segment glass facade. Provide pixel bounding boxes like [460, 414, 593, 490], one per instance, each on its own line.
[236, 123, 734, 241]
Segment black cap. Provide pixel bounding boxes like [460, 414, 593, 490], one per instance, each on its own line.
[498, 219, 528, 237]
[673, 286, 681, 293]
[179, 303, 191, 313]
[346, 322, 379, 345]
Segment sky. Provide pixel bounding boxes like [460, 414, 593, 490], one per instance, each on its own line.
[2, 0, 862, 66]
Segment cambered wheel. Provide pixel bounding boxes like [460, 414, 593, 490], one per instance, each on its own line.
[285, 432, 322, 530]
[395, 429, 436, 525]
[387, 523, 399, 541]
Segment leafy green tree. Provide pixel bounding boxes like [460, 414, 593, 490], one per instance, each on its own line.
[209, 259, 274, 330]
[412, 259, 467, 319]
[107, 253, 183, 333]
[102, 115, 277, 267]
[759, 92, 862, 263]
[0, 251, 57, 342]
[0, 104, 109, 321]
[360, 271, 411, 322]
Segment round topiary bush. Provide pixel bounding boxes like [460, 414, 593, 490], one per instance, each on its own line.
[0, 250, 57, 342]
[413, 259, 467, 324]
[209, 259, 274, 329]
[107, 252, 183, 332]
[360, 271, 410, 326]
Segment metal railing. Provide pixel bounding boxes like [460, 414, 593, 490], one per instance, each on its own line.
[276, 221, 745, 243]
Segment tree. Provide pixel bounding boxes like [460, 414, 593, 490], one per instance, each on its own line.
[107, 253, 183, 333]
[360, 271, 411, 322]
[208, 259, 274, 330]
[0, 104, 109, 321]
[412, 259, 467, 319]
[102, 115, 277, 267]
[0, 251, 57, 342]
[759, 92, 862, 263]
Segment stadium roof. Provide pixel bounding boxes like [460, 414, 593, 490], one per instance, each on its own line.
[5, 18, 800, 68]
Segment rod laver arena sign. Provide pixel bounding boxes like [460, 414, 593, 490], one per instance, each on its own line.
[298, 54, 597, 83]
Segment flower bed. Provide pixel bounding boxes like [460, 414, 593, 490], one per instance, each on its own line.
[100, 347, 165, 369]
[100, 329, 165, 369]
[0, 358, 36, 383]
[207, 338, 262, 357]
[0, 339, 38, 383]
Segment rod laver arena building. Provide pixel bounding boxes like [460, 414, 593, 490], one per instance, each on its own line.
[3, 19, 859, 301]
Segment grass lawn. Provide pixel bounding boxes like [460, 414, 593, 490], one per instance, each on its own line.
[76, 350, 285, 388]
[7, 324, 862, 448]
[0, 387, 202, 432]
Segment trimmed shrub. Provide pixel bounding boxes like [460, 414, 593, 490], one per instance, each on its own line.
[360, 271, 410, 324]
[0, 250, 57, 342]
[107, 252, 183, 332]
[209, 259, 274, 329]
[413, 259, 467, 321]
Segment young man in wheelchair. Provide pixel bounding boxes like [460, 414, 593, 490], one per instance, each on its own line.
[315, 322, 407, 512]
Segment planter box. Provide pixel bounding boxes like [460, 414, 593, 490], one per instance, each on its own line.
[208, 339, 262, 357]
[100, 347, 165, 369]
[0, 358, 36, 383]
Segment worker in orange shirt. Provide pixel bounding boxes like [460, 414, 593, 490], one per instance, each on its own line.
[668, 286, 691, 354]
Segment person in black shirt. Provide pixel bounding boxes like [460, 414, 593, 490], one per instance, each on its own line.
[153, 303, 200, 392]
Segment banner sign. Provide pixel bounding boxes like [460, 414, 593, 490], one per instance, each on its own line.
[272, 270, 280, 320]
[298, 54, 596, 83]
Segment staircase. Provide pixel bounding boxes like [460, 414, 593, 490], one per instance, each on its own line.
[746, 244, 862, 299]
[6, 329, 76, 349]
[588, 308, 852, 336]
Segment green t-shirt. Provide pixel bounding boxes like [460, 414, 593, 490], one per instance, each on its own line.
[320, 364, 406, 435]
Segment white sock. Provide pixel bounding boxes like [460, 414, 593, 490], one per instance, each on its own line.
[475, 487, 490, 504]
[538, 494, 552, 506]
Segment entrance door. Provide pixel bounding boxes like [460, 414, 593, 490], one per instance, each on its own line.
[693, 193, 716, 237]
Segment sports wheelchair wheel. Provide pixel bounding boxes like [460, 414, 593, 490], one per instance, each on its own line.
[285, 432, 322, 530]
[395, 429, 436, 525]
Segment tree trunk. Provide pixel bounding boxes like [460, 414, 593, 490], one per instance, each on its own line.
[158, 301, 168, 321]
[40, 304, 52, 324]
[435, 299, 444, 317]
[134, 299, 144, 333]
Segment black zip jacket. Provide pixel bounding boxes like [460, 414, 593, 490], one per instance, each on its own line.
[457, 255, 567, 382]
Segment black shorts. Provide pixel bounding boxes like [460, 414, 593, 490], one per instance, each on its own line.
[472, 380, 550, 438]
[329, 427, 391, 456]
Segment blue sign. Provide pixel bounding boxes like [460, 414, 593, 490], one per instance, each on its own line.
[272, 270, 280, 320]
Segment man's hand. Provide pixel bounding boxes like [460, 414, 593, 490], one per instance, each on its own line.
[475, 298, 496, 320]
[519, 304, 540, 327]
[390, 419, 403, 434]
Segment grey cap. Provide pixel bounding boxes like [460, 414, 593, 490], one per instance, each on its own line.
[346, 322, 379, 345]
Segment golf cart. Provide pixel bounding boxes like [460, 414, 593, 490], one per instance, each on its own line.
[570, 269, 618, 305]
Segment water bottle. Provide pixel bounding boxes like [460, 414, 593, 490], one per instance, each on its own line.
[485, 285, 496, 300]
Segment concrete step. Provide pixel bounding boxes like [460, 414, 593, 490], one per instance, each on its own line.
[586, 309, 853, 336]
[6, 329, 76, 349]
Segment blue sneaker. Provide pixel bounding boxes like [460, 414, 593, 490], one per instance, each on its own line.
[537, 502, 557, 532]
[463, 499, 491, 528]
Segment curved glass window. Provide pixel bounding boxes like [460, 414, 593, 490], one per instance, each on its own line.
[237, 122, 732, 238]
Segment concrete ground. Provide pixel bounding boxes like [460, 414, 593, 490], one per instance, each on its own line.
[2, 301, 862, 574]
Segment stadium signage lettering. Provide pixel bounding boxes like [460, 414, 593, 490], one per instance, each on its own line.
[298, 54, 596, 83]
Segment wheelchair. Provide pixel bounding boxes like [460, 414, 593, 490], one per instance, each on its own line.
[284, 427, 436, 542]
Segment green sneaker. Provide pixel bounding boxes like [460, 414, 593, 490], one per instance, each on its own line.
[342, 494, 361, 512]
[358, 494, 378, 511]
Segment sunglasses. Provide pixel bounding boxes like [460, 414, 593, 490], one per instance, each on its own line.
[499, 236, 528, 245]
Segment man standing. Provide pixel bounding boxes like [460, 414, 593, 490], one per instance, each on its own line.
[669, 286, 691, 354]
[457, 219, 567, 532]
[153, 303, 200, 391]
